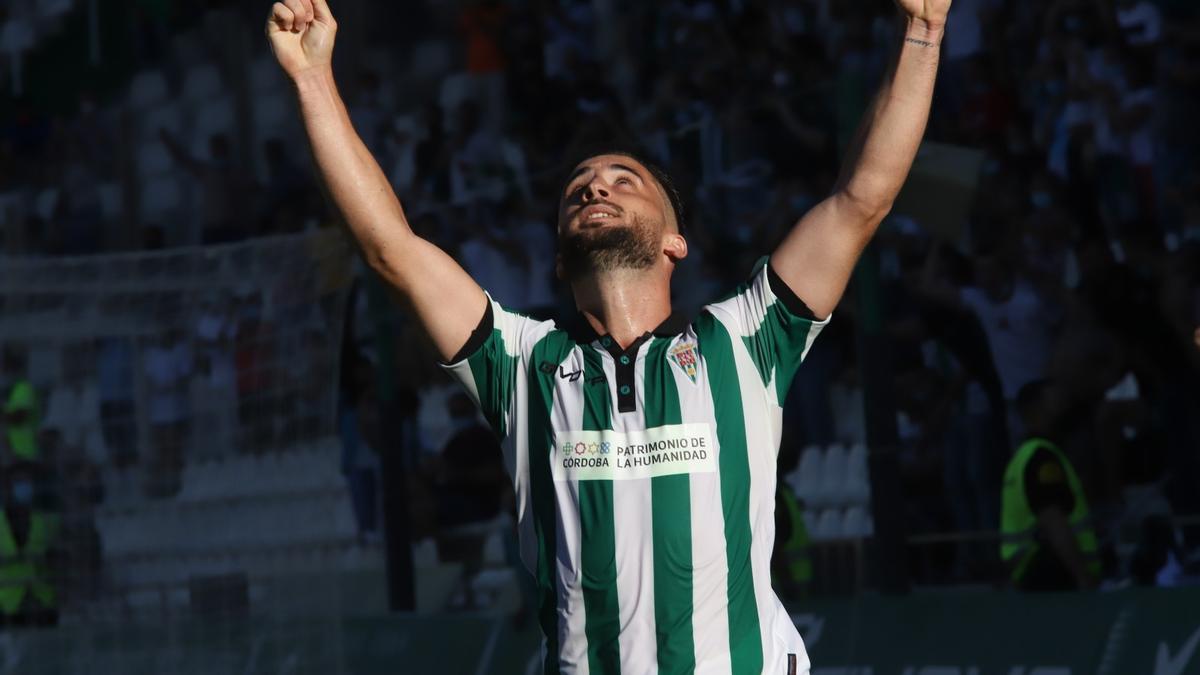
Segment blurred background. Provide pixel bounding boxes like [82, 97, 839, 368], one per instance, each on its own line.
[0, 0, 1199, 673]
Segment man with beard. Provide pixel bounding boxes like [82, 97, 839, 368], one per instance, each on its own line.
[267, 0, 950, 672]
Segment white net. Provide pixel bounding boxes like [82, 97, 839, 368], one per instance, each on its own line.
[0, 230, 387, 674]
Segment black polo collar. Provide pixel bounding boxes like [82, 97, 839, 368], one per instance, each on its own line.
[562, 309, 690, 414]
[562, 310, 690, 352]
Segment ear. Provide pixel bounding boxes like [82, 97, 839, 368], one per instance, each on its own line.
[555, 252, 564, 281]
[664, 234, 688, 263]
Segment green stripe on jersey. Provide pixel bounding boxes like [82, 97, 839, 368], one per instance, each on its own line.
[741, 301, 818, 403]
[466, 326, 519, 439]
[527, 331, 576, 675]
[578, 345, 621, 674]
[643, 337, 696, 675]
[695, 311, 764, 674]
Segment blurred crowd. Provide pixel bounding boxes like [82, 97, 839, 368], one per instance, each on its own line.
[1, 0, 1199, 593]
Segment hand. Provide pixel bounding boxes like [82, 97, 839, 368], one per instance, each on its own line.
[895, 0, 952, 32]
[265, 0, 338, 81]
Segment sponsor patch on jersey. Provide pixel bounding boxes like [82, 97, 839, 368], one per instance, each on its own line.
[553, 424, 715, 481]
[668, 340, 699, 384]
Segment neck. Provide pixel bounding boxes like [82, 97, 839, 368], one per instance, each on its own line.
[572, 267, 672, 349]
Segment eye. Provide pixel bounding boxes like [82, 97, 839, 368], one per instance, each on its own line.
[615, 176, 632, 186]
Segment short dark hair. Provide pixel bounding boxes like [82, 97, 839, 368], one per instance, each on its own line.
[565, 147, 686, 234]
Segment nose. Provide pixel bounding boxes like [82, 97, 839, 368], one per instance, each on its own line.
[582, 179, 609, 202]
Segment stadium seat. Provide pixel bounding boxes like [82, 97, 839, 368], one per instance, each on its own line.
[790, 444, 824, 507]
[33, 186, 59, 221]
[812, 508, 843, 541]
[802, 508, 820, 536]
[128, 69, 169, 109]
[842, 506, 873, 538]
[470, 568, 520, 611]
[412, 538, 439, 566]
[820, 443, 848, 505]
[844, 442, 871, 506]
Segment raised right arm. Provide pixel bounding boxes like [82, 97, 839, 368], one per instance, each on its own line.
[266, 0, 486, 362]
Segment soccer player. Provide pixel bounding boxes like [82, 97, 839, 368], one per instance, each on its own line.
[267, 0, 950, 672]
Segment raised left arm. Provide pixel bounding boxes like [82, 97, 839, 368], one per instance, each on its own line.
[770, 2, 949, 320]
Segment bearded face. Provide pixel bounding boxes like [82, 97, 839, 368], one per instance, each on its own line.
[558, 212, 661, 282]
[557, 154, 683, 282]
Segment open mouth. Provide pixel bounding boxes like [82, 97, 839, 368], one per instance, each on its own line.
[579, 205, 622, 224]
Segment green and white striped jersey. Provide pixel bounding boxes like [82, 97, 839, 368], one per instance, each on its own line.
[442, 257, 828, 675]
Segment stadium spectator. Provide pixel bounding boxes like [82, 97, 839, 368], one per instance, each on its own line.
[41, 341, 108, 468]
[772, 481, 813, 602]
[432, 391, 508, 608]
[158, 130, 254, 245]
[348, 69, 389, 159]
[234, 289, 278, 452]
[458, 0, 511, 129]
[142, 326, 192, 498]
[457, 205, 531, 310]
[190, 295, 239, 459]
[96, 335, 137, 468]
[0, 459, 61, 628]
[258, 138, 314, 236]
[1000, 380, 1100, 592]
[433, 392, 507, 532]
[1, 345, 40, 463]
[345, 363, 382, 543]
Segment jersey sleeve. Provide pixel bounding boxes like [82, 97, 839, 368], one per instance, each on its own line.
[439, 292, 552, 441]
[703, 256, 830, 403]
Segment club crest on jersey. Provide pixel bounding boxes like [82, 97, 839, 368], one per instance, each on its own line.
[668, 340, 699, 384]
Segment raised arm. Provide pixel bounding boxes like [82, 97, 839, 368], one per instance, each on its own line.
[266, 0, 486, 362]
[770, 1, 949, 320]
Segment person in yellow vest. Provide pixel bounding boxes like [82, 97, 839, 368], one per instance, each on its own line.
[2, 347, 40, 462]
[773, 484, 813, 601]
[1001, 380, 1101, 591]
[0, 460, 60, 627]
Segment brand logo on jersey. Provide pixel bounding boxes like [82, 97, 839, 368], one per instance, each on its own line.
[559, 366, 582, 382]
[668, 340, 699, 383]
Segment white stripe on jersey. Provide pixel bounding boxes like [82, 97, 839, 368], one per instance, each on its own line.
[611, 350, 658, 674]
[674, 330, 734, 674]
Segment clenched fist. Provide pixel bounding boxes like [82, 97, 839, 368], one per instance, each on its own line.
[265, 0, 337, 80]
